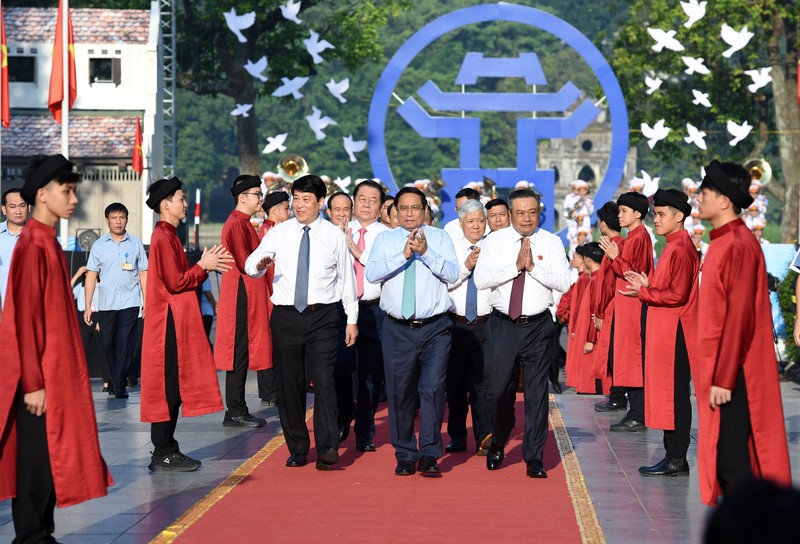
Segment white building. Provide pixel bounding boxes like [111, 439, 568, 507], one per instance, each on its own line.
[1, 2, 163, 244]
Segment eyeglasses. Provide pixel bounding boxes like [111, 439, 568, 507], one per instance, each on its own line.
[397, 205, 423, 213]
[242, 192, 264, 200]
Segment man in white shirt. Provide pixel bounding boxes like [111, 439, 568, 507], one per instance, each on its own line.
[445, 199, 493, 456]
[337, 180, 389, 452]
[474, 187, 571, 478]
[443, 187, 481, 242]
[0, 189, 28, 316]
[245, 175, 358, 471]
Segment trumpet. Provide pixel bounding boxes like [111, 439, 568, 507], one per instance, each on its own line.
[744, 158, 772, 186]
[277, 154, 309, 183]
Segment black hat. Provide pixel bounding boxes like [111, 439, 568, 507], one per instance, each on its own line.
[596, 201, 621, 232]
[652, 188, 692, 217]
[700, 160, 754, 209]
[262, 191, 289, 214]
[617, 192, 649, 218]
[21, 154, 74, 205]
[581, 242, 604, 264]
[230, 174, 261, 197]
[146, 177, 183, 210]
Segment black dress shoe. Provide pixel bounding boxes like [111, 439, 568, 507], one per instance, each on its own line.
[486, 443, 505, 470]
[356, 442, 376, 452]
[594, 399, 628, 412]
[445, 438, 467, 453]
[223, 413, 267, 428]
[609, 416, 646, 432]
[551, 381, 563, 394]
[286, 453, 307, 467]
[526, 459, 547, 478]
[639, 457, 689, 476]
[418, 456, 441, 477]
[395, 460, 416, 476]
[338, 424, 350, 444]
[317, 448, 339, 467]
[114, 389, 129, 399]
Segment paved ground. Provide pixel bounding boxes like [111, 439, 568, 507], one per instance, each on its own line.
[1, 374, 798, 543]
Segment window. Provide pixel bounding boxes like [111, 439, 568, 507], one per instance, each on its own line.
[89, 57, 121, 85]
[8, 56, 36, 83]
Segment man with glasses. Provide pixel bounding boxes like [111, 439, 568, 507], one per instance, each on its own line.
[214, 175, 271, 428]
[366, 186, 459, 477]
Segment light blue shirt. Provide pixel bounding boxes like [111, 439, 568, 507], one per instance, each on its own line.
[200, 277, 214, 316]
[365, 225, 459, 320]
[0, 220, 22, 309]
[73, 283, 100, 313]
[86, 232, 148, 311]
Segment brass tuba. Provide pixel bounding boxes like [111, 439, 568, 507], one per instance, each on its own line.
[277, 154, 309, 183]
[744, 158, 772, 186]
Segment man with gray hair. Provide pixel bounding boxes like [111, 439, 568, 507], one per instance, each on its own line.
[474, 188, 571, 478]
[445, 199, 493, 455]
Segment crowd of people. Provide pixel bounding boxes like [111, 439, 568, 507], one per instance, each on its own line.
[0, 154, 794, 543]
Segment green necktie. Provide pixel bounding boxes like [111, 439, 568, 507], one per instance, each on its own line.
[401, 257, 416, 319]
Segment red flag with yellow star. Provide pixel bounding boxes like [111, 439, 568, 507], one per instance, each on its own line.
[48, 0, 76, 124]
[1, 6, 10, 129]
[133, 118, 144, 175]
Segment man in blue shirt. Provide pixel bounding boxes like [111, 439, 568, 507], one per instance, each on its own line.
[366, 186, 459, 477]
[84, 202, 148, 399]
[0, 188, 29, 317]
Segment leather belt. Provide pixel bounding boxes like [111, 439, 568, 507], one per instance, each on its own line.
[275, 303, 334, 314]
[448, 312, 489, 325]
[359, 298, 381, 307]
[388, 313, 446, 329]
[492, 308, 550, 325]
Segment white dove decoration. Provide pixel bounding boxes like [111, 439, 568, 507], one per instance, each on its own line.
[691, 89, 712, 108]
[272, 77, 309, 99]
[640, 170, 660, 197]
[303, 29, 335, 65]
[243, 56, 268, 82]
[721, 24, 754, 58]
[684, 123, 708, 150]
[343, 135, 367, 163]
[224, 8, 255, 44]
[262, 133, 288, 154]
[230, 103, 253, 118]
[744, 67, 772, 93]
[305, 106, 337, 140]
[647, 28, 685, 53]
[681, 56, 710, 75]
[334, 176, 352, 191]
[727, 120, 753, 146]
[641, 119, 671, 149]
[326, 78, 350, 104]
[280, 0, 302, 25]
[680, 0, 706, 28]
[645, 76, 663, 95]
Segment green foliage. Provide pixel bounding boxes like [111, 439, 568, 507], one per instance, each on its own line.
[778, 270, 798, 363]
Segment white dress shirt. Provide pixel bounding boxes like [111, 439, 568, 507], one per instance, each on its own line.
[444, 217, 489, 244]
[448, 235, 491, 318]
[474, 226, 571, 316]
[349, 218, 388, 302]
[245, 215, 358, 324]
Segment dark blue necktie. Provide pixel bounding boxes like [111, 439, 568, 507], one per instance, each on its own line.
[465, 245, 478, 322]
[294, 225, 310, 312]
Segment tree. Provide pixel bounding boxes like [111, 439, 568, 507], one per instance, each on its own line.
[176, 0, 408, 176]
[610, 0, 799, 241]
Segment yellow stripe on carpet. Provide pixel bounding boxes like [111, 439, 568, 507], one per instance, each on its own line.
[550, 394, 606, 544]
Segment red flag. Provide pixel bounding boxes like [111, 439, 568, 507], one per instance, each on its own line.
[1, 7, 10, 129]
[132, 118, 144, 175]
[48, 0, 77, 124]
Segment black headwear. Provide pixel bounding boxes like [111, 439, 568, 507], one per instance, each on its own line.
[617, 192, 649, 218]
[581, 242, 604, 264]
[262, 191, 290, 214]
[700, 160, 754, 209]
[596, 201, 621, 232]
[652, 188, 692, 217]
[230, 175, 261, 197]
[21, 154, 74, 205]
[146, 177, 183, 210]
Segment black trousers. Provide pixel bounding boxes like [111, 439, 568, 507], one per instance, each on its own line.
[96, 306, 139, 391]
[663, 323, 692, 458]
[607, 317, 627, 405]
[257, 368, 278, 402]
[225, 278, 250, 417]
[446, 317, 491, 445]
[484, 312, 556, 463]
[202, 314, 214, 345]
[626, 303, 648, 421]
[717, 368, 753, 490]
[77, 309, 104, 379]
[12, 386, 56, 544]
[151, 308, 182, 456]
[548, 320, 566, 385]
[334, 303, 357, 432]
[271, 304, 339, 455]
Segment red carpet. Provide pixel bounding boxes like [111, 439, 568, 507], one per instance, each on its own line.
[156, 394, 602, 543]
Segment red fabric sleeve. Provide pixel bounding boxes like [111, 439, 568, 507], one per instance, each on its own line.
[15, 242, 46, 392]
[639, 251, 694, 308]
[712, 248, 759, 390]
[611, 233, 650, 279]
[556, 284, 573, 323]
[224, 221, 253, 274]
[154, 237, 207, 295]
